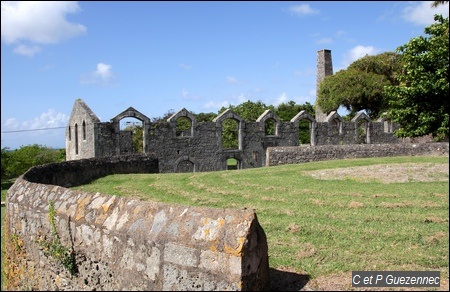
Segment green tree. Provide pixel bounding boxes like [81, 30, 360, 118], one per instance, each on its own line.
[385, 15, 449, 140]
[274, 101, 315, 144]
[1, 147, 11, 180]
[123, 124, 144, 152]
[218, 100, 273, 148]
[431, 1, 448, 8]
[317, 52, 403, 119]
[3, 144, 66, 179]
[194, 112, 217, 122]
[274, 100, 315, 121]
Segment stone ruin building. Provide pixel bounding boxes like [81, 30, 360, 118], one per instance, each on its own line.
[66, 49, 401, 172]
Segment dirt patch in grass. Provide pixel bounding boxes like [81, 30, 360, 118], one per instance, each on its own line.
[305, 163, 449, 184]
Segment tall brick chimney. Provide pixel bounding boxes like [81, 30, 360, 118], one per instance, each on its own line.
[315, 49, 333, 122]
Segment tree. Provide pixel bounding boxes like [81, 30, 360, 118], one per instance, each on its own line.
[217, 100, 273, 148]
[3, 144, 66, 179]
[274, 101, 315, 144]
[385, 15, 449, 141]
[431, 1, 448, 8]
[1, 147, 11, 180]
[123, 124, 144, 152]
[317, 52, 403, 120]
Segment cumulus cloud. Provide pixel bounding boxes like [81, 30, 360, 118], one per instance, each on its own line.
[288, 4, 319, 16]
[1, 109, 68, 132]
[1, 109, 69, 149]
[12, 44, 42, 57]
[1, 1, 86, 56]
[95, 63, 113, 80]
[271, 92, 313, 107]
[340, 45, 382, 70]
[80, 63, 115, 85]
[401, 1, 449, 26]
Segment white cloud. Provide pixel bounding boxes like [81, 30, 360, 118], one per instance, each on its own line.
[341, 45, 382, 69]
[401, 1, 449, 26]
[1, 109, 68, 149]
[274, 92, 288, 106]
[181, 89, 188, 98]
[95, 63, 113, 80]
[271, 92, 313, 107]
[1, 1, 86, 44]
[316, 37, 332, 45]
[203, 100, 229, 110]
[1, 1, 86, 57]
[288, 4, 319, 16]
[2, 109, 68, 131]
[80, 63, 115, 85]
[12, 44, 42, 57]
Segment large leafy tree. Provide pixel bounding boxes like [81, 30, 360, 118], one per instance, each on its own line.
[2, 144, 65, 179]
[317, 52, 403, 119]
[385, 15, 449, 140]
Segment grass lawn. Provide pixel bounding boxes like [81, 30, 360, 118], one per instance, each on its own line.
[72, 155, 449, 290]
[2, 156, 449, 290]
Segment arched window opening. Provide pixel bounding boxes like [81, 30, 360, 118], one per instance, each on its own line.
[264, 118, 276, 136]
[74, 123, 79, 155]
[68, 126, 71, 141]
[227, 158, 240, 170]
[298, 119, 311, 144]
[176, 116, 192, 137]
[221, 118, 239, 149]
[82, 120, 86, 140]
[332, 118, 341, 135]
[177, 160, 195, 173]
[120, 117, 144, 154]
[357, 119, 368, 144]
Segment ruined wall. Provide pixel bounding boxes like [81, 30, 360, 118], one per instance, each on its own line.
[5, 156, 270, 291]
[67, 100, 408, 173]
[66, 99, 100, 161]
[266, 142, 449, 166]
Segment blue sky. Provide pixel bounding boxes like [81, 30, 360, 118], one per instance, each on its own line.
[1, 1, 449, 150]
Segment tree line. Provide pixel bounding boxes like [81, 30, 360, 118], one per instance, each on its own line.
[317, 12, 448, 141]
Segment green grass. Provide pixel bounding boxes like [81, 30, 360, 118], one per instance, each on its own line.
[71, 156, 449, 281]
[1, 156, 448, 289]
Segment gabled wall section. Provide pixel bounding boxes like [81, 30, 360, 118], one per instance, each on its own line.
[66, 99, 101, 161]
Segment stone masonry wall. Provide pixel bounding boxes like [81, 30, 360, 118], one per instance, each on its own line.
[5, 156, 270, 291]
[266, 142, 449, 166]
[66, 98, 414, 173]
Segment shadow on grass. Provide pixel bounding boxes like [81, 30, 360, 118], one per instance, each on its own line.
[1, 180, 13, 191]
[269, 268, 310, 291]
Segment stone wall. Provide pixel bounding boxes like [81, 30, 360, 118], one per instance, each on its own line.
[4, 156, 270, 291]
[266, 142, 449, 166]
[66, 99, 412, 173]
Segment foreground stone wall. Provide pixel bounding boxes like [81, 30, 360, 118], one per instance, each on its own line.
[266, 142, 449, 166]
[5, 156, 270, 291]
